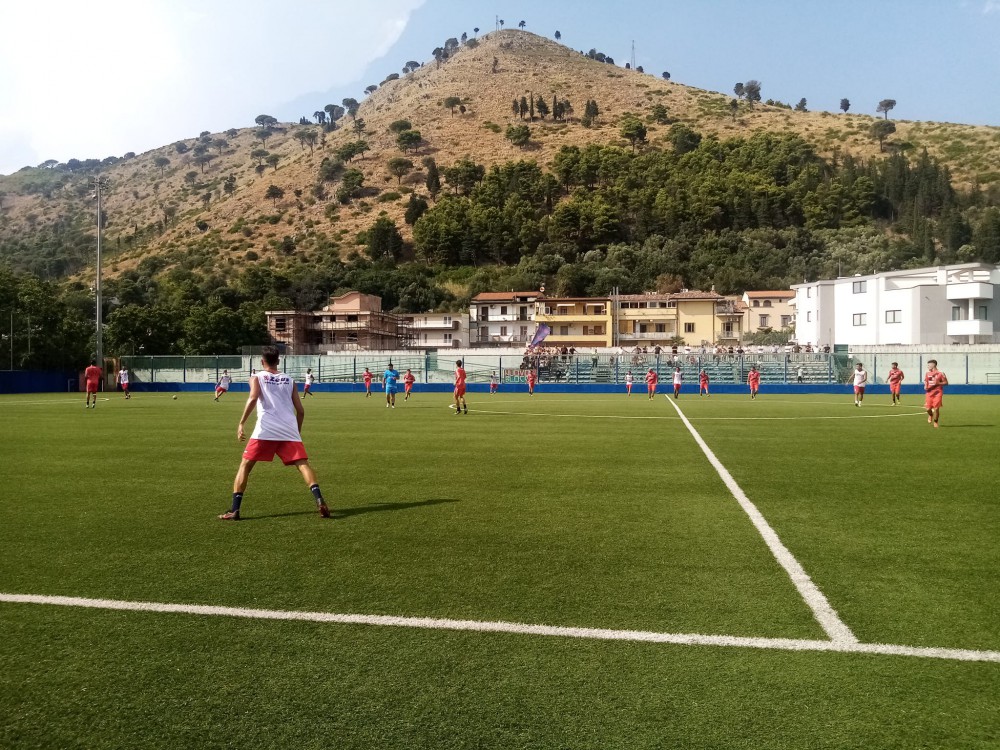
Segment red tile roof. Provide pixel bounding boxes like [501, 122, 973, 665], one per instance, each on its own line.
[745, 290, 795, 298]
[471, 291, 539, 302]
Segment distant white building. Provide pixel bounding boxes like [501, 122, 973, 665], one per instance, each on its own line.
[469, 291, 539, 346]
[402, 312, 467, 349]
[792, 262, 999, 346]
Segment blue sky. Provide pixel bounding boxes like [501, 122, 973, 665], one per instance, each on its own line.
[2, 0, 998, 175]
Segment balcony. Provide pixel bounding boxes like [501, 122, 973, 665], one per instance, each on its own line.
[619, 331, 676, 340]
[946, 283, 993, 301]
[715, 304, 744, 317]
[408, 319, 460, 330]
[947, 319, 993, 337]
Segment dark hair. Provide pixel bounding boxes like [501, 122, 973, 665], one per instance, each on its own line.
[456, 360, 463, 366]
[891, 362, 898, 367]
[90, 360, 96, 366]
[928, 359, 937, 366]
[261, 345, 280, 366]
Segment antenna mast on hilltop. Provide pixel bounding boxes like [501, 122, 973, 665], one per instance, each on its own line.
[631, 40, 636, 70]
[496, 15, 500, 32]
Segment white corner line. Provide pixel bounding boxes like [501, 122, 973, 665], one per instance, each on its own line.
[666, 398, 859, 644]
[2, 593, 998, 664]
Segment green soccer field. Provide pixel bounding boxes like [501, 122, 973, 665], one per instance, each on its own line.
[1, 390, 998, 749]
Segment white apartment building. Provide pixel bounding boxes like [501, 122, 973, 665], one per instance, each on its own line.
[403, 312, 468, 349]
[469, 291, 539, 346]
[792, 263, 998, 346]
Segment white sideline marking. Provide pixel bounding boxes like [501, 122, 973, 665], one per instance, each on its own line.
[1, 593, 998, 663]
[0, 397, 111, 407]
[468, 406, 924, 422]
[666, 399, 859, 644]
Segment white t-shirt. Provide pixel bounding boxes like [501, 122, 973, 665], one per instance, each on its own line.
[306, 372, 315, 385]
[118, 370, 129, 384]
[219, 374, 232, 389]
[625, 373, 633, 384]
[852, 369, 868, 387]
[249, 370, 301, 442]
[673, 371, 683, 385]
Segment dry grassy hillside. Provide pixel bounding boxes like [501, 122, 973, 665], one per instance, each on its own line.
[2, 30, 999, 280]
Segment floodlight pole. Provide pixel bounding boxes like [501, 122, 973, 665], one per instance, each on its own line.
[93, 175, 108, 366]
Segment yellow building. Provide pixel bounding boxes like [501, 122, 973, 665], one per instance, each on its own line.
[615, 294, 677, 346]
[613, 291, 740, 346]
[533, 297, 613, 347]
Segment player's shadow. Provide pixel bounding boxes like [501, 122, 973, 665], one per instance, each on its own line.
[332, 497, 460, 520]
[239, 498, 459, 521]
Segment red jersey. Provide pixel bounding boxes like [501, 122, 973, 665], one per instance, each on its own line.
[85, 365, 102, 386]
[527, 372, 536, 384]
[363, 371, 372, 384]
[645, 371, 658, 385]
[699, 373, 709, 385]
[403, 372, 415, 384]
[747, 370, 760, 387]
[924, 370, 947, 393]
[887, 368, 904, 385]
[455, 367, 466, 387]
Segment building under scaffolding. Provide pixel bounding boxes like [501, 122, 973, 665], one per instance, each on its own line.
[265, 292, 412, 354]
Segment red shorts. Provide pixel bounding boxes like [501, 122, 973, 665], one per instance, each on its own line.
[404, 383, 413, 392]
[86, 383, 99, 394]
[854, 386, 865, 395]
[303, 384, 311, 392]
[648, 384, 657, 392]
[890, 384, 900, 394]
[455, 385, 466, 397]
[242, 439, 308, 465]
[925, 391, 943, 410]
[216, 386, 227, 395]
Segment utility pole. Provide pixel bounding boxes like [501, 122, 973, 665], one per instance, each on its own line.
[631, 40, 636, 71]
[93, 175, 109, 367]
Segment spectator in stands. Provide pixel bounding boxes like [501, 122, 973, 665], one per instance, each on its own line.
[797, 366, 804, 384]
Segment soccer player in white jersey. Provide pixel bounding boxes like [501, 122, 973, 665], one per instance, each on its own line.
[303, 368, 315, 397]
[219, 346, 328, 520]
[117, 367, 131, 399]
[214, 370, 232, 401]
[851, 362, 869, 406]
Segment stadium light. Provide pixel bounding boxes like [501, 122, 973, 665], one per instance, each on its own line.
[92, 175, 110, 366]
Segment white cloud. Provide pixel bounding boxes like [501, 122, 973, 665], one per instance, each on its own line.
[984, 1, 1000, 13]
[0, 0, 425, 174]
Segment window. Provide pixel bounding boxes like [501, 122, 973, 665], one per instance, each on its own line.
[423, 334, 428, 343]
[752, 300, 760, 308]
[560, 326, 569, 336]
[853, 313, 867, 326]
[684, 322, 695, 333]
[519, 306, 528, 320]
[443, 316, 451, 325]
[781, 315, 793, 327]
[443, 333, 452, 343]
[479, 308, 489, 321]
[347, 315, 358, 322]
[655, 323, 665, 333]
[722, 322, 734, 335]
[594, 326, 603, 335]
[951, 306, 964, 321]
[759, 315, 770, 328]
[852, 280, 867, 294]
[520, 326, 528, 338]
[806, 287, 812, 298]
[763, 300, 772, 308]
[500, 306, 508, 316]
[274, 318, 286, 331]
[806, 311, 812, 322]
[977, 305, 989, 321]
[667, 301, 677, 308]
[500, 326, 508, 336]
[885, 310, 901, 324]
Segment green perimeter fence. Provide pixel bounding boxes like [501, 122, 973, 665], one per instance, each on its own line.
[117, 352, 1000, 386]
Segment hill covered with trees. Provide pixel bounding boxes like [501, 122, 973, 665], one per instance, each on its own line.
[1, 29, 999, 364]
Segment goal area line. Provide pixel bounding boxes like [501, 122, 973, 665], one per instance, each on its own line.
[2, 593, 998, 664]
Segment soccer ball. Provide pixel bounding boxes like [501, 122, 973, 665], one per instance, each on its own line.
[172, 395, 178, 400]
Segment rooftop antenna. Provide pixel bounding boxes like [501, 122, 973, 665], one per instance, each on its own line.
[630, 40, 636, 70]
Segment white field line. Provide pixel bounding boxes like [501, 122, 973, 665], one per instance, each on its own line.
[0, 397, 111, 407]
[666, 398, 858, 644]
[1, 593, 997, 664]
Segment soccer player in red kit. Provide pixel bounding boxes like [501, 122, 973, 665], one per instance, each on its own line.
[645, 368, 658, 399]
[526, 369, 536, 395]
[699, 369, 710, 397]
[84, 360, 102, 408]
[923, 359, 948, 428]
[362, 367, 373, 398]
[454, 360, 468, 415]
[672, 367, 683, 399]
[747, 365, 761, 400]
[403, 368, 415, 400]
[887, 362, 904, 406]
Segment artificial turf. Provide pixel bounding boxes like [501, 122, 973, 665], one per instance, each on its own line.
[0, 390, 997, 748]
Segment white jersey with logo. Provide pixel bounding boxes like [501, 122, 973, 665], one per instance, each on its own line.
[625, 373, 633, 385]
[306, 372, 315, 385]
[852, 369, 868, 387]
[218, 374, 232, 389]
[673, 371, 683, 385]
[118, 370, 129, 385]
[249, 370, 301, 442]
